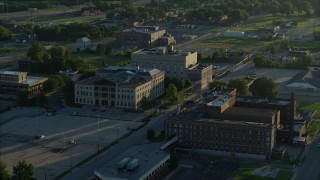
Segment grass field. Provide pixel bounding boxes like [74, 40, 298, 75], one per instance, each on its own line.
[70, 52, 130, 71]
[233, 166, 294, 180]
[299, 102, 320, 117]
[232, 14, 316, 33]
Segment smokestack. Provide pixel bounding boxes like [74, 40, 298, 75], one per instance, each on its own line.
[289, 92, 296, 140]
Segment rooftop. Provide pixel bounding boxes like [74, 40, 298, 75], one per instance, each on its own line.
[0, 71, 27, 76]
[78, 66, 164, 87]
[236, 96, 290, 106]
[95, 142, 169, 180]
[222, 107, 279, 119]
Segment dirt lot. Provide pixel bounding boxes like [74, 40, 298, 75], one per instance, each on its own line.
[0, 115, 143, 179]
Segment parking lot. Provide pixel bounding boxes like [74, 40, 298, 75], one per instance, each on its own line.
[0, 114, 144, 179]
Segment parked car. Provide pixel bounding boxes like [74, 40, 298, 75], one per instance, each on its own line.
[35, 135, 45, 139]
[317, 143, 320, 148]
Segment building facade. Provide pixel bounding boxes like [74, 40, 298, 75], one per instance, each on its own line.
[0, 71, 48, 93]
[131, 47, 212, 89]
[75, 67, 165, 110]
[165, 88, 280, 158]
[116, 26, 176, 48]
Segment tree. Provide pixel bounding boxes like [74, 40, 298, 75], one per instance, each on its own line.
[165, 84, 178, 102]
[27, 41, 46, 62]
[11, 160, 35, 180]
[140, 96, 151, 109]
[16, 89, 29, 106]
[268, 0, 280, 16]
[49, 46, 70, 71]
[147, 128, 155, 140]
[228, 78, 248, 95]
[250, 77, 277, 98]
[0, 161, 10, 180]
[185, 80, 193, 88]
[177, 80, 185, 91]
[36, 93, 47, 107]
[0, 25, 12, 41]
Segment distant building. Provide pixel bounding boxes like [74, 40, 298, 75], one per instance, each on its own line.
[0, 71, 48, 93]
[116, 26, 176, 48]
[94, 143, 171, 180]
[76, 37, 92, 52]
[131, 47, 212, 89]
[75, 66, 165, 109]
[224, 31, 245, 38]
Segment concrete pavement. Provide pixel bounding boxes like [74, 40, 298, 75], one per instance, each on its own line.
[60, 107, 177, 180]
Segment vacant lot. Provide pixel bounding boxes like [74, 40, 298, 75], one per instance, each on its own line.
[0, 115, 143, 179]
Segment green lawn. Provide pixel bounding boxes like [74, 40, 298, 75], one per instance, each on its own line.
[299, 102, 320, 117]
[232, 14, 316, 33]
[233, 168, 293, 180]
[0, 45, 25, 52]
[71, 52, 130, 71]
[306, 121, 320, 137]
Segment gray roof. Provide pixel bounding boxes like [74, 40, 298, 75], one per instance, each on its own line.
[94, 143, 170, 180]
[286, 70, 320, 88]
[76, 37, 91, 43]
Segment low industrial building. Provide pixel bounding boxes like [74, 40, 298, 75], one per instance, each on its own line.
[94, 143, 171, 180]
[74, 66, 165, 110]
[131, 46, 213, 90]
[0, 71, 48, 93]
[116, 26, 176, 48]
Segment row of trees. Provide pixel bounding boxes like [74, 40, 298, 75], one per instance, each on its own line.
[34, 23, 119, 42]
[140, 78, 193, 110]
[28, 42, 88, 74]
[16, 89, 47, 107]
[253, 52, 313, 70]
[210, 76, 277, 98]
[0, 160, 35, 180]
[171, 0, 320, 24]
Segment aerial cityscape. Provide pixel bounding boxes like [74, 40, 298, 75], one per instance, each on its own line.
[0, 0, 320, 180]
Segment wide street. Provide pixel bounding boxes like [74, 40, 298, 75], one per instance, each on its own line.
[293, 135, 320, 180]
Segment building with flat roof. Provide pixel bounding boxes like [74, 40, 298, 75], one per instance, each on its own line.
[165, 88, 285, 159]
[235, 93, 296, 142]
[94, 143, 171, 180]
[131, 47, 212, 89]
[116, 26, 176, 48]
[0, 71, 48, 93]
[75, 66, 165, 110]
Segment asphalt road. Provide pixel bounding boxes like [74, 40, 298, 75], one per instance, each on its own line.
[61, 108, 177, 180]
[293, 135, 320, 180]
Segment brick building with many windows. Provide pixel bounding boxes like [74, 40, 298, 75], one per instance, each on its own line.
[165, 88, 283, 159]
